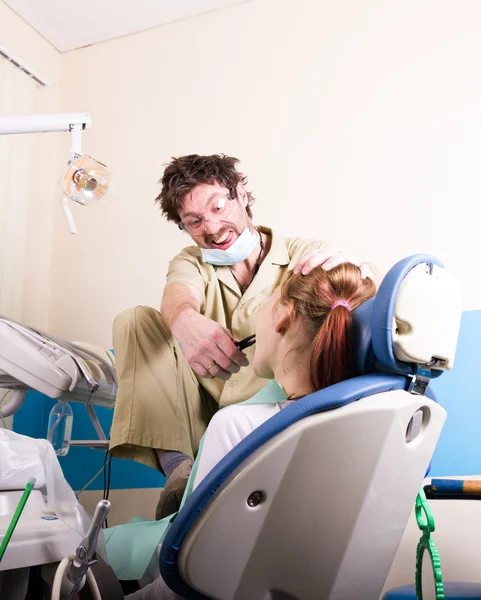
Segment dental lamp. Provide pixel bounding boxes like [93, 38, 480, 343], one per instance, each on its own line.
[0, 112, 111, 234]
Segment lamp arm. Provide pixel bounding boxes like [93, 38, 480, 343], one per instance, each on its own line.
[0, 113, 91, 135]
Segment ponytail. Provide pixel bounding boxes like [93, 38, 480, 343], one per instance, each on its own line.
[281, 262, 376, 391]
[309, 307, 355, 390]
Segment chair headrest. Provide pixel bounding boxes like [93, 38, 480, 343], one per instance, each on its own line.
[352, 254, 462, 379]
[352, 297, 377, 375]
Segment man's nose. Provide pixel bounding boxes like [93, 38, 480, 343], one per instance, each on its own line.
[203, 218, 220, 235]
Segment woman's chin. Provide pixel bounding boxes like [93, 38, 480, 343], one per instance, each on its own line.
[252, 361, 274, 381]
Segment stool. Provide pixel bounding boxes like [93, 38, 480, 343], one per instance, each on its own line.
[383, 582, 481, 599]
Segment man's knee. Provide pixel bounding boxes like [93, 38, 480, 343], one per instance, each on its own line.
[113, 306, 138, 336]
[113, 306, 166, 338]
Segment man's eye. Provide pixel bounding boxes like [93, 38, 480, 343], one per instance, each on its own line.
[214, 198, 226, 212]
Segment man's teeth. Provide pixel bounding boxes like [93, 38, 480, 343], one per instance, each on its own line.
[213, 232, 230, 244]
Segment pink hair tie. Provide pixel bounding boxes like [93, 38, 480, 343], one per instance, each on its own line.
[331, 300, 352, 312]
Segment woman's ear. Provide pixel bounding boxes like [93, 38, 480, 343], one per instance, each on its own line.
[274, 302, 294, 336]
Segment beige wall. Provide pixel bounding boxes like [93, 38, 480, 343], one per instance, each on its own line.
[0, 2, 59, 81]
[48, 0, 481, 347]
[0, 1, 61, 328]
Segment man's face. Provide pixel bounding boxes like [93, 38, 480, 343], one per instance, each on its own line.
[178, 182, 250, 250]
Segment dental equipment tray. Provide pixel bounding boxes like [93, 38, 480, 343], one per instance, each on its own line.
[0, 319, 116, 408]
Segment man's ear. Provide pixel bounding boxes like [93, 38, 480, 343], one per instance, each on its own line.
[236, 182, 248, 207]
[274, 302, 294, 336]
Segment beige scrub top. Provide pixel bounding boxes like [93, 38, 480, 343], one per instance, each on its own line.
[166, 226, 325, 407]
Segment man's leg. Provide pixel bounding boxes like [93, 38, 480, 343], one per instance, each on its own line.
[109, 306, 217, 517]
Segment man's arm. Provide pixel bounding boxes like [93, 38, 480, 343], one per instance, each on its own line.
[161, 282, 248, 380]
[161, 282, 203, 333]
[293, 245, 383, 288]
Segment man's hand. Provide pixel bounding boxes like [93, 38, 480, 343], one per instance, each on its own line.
[294, 246, 375, 281]
[171, 309, 249, 380]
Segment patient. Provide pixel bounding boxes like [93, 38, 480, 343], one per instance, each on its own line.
[192, 262, 377, 486]
[125, 263, 376, 599]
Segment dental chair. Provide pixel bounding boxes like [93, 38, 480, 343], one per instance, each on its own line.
[137, 253, 459, 600]
[0, 254, 462, 600]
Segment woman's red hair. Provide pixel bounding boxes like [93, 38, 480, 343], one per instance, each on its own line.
[280, 263, 376, 390]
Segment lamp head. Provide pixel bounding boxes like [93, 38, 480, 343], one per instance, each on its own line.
[62, 155, 110, 206]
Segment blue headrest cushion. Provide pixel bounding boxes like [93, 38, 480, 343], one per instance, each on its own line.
[351, 297, 376, 376]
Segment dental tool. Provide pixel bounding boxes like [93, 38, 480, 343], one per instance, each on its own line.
[234, 334, 256, 351]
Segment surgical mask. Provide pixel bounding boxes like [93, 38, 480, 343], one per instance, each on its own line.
[201, 227, 258, 266]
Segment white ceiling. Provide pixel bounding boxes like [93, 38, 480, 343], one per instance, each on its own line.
[3, 0, 251, 52]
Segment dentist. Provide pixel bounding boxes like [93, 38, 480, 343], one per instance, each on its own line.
[109, 154, 379, 520]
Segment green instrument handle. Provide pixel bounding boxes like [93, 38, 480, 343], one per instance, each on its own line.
[0, 477, 36, 562]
